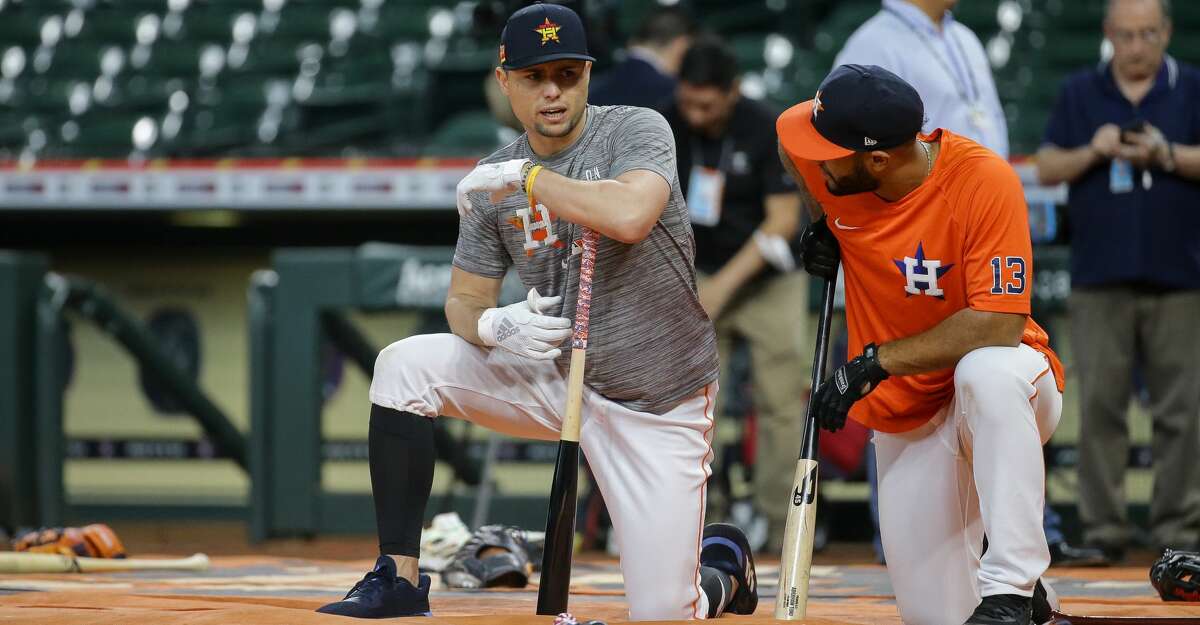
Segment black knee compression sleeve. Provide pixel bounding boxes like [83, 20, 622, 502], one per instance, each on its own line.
[369, 404, 435, 557]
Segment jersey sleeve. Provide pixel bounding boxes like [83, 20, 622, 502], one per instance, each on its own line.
[607, 107, 678, 185]
[452, 190, 511, 279]
[960, 157, 1033, 315]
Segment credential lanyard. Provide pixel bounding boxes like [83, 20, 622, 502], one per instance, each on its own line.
[883, 7, 980, 105]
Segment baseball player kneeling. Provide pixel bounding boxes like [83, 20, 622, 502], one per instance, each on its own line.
[778, 65, 1065, 625]
[318, 4, 756, 621]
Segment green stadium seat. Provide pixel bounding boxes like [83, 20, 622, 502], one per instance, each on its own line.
[1040, 31, 1104, 69]
[49, 112, 143, 158]
[302, 42, 395, 106]
[423, 110, 513, 157]
[183, 103, 262, 154]
[378, 3, 442, 40]
[137, 42, 203, 78]
[41, 42, 106, 79]
[180, 7, 239, 44]
[0, 10, 44, 47]
[1169, 38, 1200, 67]
[225, 40, 303, 76]
[1040, 0, 1105, 31]
[263, 5, 333, 42]
[812, 1, 878, 58]
[952, 0, 1001, 35]
[729, 34, 768, 73]
[76, 8, 142, 45]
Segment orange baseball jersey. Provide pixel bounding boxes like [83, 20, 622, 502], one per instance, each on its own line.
[787, 129, 1065, 433]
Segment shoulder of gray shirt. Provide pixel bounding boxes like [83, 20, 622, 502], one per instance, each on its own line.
[477, 105, 673, 164]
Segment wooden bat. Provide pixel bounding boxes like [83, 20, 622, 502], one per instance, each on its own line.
[775, 276, 836, 620]
[1046, 611, 1200, 625]
[0, 552, 210, 574]
[536, 228, 599, 616]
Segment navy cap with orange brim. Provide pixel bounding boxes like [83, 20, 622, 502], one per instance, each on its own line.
[499, 3, 596, 70]
[777, 64, 925, 162]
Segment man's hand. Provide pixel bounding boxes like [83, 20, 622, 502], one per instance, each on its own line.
[1117, 137, 1155, 170]
[811, 343, 889, 432]
[1090, 123, 1122, 158]
[456, 158, 532, 216]
[477, 287, 571, 360]
[1125, 123, 1175, 170]
[799, 217, 840, 281]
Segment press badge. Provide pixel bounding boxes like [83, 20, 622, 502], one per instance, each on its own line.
[687, 165, 725, 226]
[1109, 158, 1134, 194]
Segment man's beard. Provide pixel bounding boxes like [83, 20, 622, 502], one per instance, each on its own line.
[533, 105, 585, 138]
[826, 158, 880, 196]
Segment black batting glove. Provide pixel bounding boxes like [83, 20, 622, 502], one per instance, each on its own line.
[800, 217, 840, 281]
[812, 343, 890, 432]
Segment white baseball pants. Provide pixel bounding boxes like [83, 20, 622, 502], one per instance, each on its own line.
[369, 333, 717, 620]
[873, 344, 1062, 625]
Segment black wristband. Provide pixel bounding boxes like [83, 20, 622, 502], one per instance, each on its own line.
[862, 343, 890, 384]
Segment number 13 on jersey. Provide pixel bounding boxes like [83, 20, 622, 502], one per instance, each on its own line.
[990, 256, 1026, 295]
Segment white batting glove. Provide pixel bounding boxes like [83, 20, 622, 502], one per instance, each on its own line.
[477, 287, 571, 360]
[456, 158, 532, 217]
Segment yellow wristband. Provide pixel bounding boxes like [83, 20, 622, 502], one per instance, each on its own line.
[524, 164, 543, 198]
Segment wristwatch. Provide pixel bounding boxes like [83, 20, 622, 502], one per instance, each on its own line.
[520, 160, 536, 192]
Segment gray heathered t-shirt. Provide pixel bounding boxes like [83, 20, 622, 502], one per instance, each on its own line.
[453, 105, 719, 415]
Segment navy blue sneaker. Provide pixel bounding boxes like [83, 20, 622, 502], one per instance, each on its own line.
[701, 523, 758, 615]
[316, 555, 432, 618]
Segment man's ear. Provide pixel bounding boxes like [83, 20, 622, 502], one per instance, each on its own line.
[495, 66, 510, 96]
[867, 150, 891, 173]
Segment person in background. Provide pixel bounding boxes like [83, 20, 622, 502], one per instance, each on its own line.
[832, 0, 1107, 567]
[589, 6, 696, 108]
[661, 37, 806, 554]
[1037, 0, 1200, 562]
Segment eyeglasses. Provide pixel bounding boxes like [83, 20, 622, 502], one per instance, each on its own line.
[1109, 27, 1164, 45]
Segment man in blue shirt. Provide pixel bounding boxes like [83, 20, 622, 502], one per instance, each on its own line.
[589, 6, 695, 109]
[1038, 0, 1200, 561]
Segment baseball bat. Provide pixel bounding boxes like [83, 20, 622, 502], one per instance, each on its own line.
[536, 228, 599, 616]
[775, 275, 837, 620]
[0, 552, 210, 574]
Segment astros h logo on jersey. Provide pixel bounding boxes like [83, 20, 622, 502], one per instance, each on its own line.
[894, 242, 954, 299]
[535, 17, 561, 45]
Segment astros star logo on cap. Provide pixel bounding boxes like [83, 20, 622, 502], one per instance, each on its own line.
[535, 17, 561, 45]
[812, 90, 824, 119]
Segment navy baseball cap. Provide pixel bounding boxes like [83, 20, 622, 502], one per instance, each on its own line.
[777, 64, 925, 162]
[499, 3, 595, 70]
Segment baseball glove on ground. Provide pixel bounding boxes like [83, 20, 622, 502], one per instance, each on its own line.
[12, 524, 126, 559]
[1151, 549, 1200, 601]
[441, 525, 533, 589]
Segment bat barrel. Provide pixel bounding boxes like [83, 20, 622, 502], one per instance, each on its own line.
[536, 441, 580, 615]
